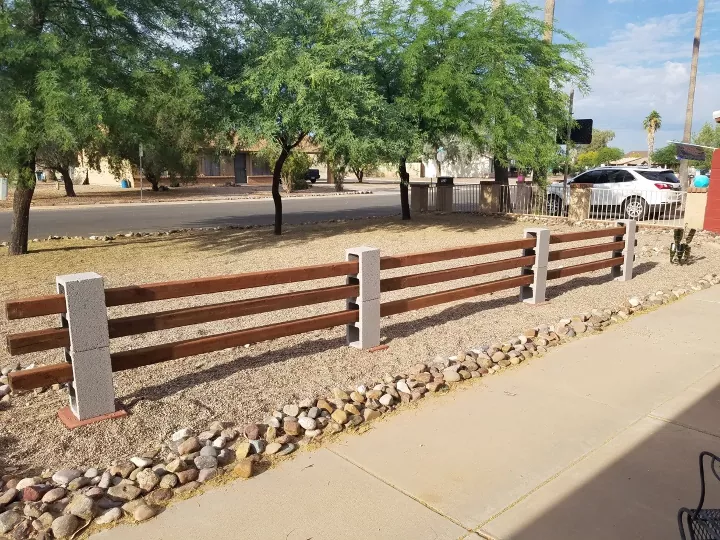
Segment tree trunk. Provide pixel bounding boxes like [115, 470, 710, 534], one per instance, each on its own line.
[272, 147, 290, 235]
[543, 0, 555, 43]
[58, 167, 76, 197]
[146, 172, 160, 192]
[493, 157, 511, 213]
[493, 157, 509, 185]
[399, 158, 411, 220]
[9, 158, 36, 256]
[679, 0, 705, 189]
[356, 169, 363, 183]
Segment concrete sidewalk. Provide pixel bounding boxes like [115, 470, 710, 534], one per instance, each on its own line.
[94, 286, 720, 540]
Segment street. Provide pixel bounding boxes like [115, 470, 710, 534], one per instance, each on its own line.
[0, 193, 399, 240]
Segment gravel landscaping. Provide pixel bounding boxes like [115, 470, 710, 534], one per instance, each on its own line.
[2, 214, 720, 475]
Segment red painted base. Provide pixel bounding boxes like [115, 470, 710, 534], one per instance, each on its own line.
[368, 344, 390, 353]
[58, 404, 128, 430]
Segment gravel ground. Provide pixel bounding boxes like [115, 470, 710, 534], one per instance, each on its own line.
[2, 214, 719, 473]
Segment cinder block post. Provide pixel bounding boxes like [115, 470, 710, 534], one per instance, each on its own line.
[519, 228, 550, 304]
[611, 219, 636, 281]
[56, 272, 116, 422]
[346, 247, 381, 349]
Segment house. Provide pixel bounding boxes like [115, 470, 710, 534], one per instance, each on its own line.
[609, 151, 651, 167]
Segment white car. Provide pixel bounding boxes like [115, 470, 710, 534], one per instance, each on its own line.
[546, 166, 683, 220]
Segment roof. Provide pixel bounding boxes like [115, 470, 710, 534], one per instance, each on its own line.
[609, 156, 651, 166]
[624, 150, 649, 158]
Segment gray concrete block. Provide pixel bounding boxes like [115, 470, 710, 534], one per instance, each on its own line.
[346, 247, 381, 350]
[57, 273, 110, 352]
[520, 228, 550, 305]
[612, 219, 636, 281]
[68, 347, 116, 420]
[347, 300, 381, 350]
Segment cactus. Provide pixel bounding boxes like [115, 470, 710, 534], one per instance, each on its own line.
[670, 227, 696, 265]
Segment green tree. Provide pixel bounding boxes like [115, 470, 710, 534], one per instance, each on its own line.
[576, 151, 598, 170]
[237, 0, 382, 235]
[650, 144, 680, 169]
[597, 146, 624, 165]
[692, 122, 720, 170]
[577, 129, 617, 153]
[101, 61, 212, 191]
[643, 110, 662, 157]
[0, 0, 215, 255]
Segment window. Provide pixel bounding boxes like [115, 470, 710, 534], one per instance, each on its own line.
[250, 156, 273, 176]
[607, 170, 633, 183]
[637, 170, 680, 184]
[575, 170, 607, 184]
[201, 155, 221, 176]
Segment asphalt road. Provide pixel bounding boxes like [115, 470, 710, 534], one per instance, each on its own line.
[0, 193, 400, 240]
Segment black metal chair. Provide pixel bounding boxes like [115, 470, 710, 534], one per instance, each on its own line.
[679, 452, 720, 539]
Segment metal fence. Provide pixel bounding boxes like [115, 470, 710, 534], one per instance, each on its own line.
[427, 183, 687, 227]
[586, 187, 687, 228]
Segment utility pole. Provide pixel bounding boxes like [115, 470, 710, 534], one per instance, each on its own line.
[679, 0, 705, 189]
[139, 143, 144, 203]
[563, 89, 574, 186]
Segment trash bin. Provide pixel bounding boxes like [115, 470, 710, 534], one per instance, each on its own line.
[436, 177, 454, 211]
[120, 179, 130, 189]
[0, 178, 7, 201]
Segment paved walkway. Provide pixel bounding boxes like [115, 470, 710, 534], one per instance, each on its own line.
[94, 286, 720, 540]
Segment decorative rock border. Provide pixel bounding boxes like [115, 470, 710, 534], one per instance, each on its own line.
[1, 269, 718, 538]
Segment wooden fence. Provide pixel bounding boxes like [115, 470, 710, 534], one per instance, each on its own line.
[4, 220, 636, 425]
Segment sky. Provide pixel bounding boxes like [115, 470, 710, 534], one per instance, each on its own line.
[525, 0, 720, 153]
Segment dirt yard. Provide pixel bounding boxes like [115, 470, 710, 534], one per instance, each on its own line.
[0, 182, 363, 209]
[1, 214, 718, 473]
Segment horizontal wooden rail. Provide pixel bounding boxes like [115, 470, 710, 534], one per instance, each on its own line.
[549, 226, 625, 245]
[110, 310, 358, 373]
[379, 238, 535, 270]
[380, 275, 533, 317]
[546, 256, 623, 280]
[548, 241, 625, 262]
[5, 261, 358, 320]
[9, 310, 359, 391]
[381, 255, 535, 292]
[8, 363, 74, 392]
[6, 284, 358, 356]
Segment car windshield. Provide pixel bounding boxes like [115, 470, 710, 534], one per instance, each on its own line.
[637, 170, 680, 184]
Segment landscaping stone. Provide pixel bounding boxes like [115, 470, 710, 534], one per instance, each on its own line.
[107, 484, 141, 502]
[130, 457, 153, 469]
[233, 442, 251, 459]
[51, 469, 82, 485]
[51, 515, 80, 539]
[363, 409, 381, 422]
[146, 488, 173, 506]
[283, 418, 301, 436]
[282, 404, 299, 417]
[198, 468, 218, 483]
[95, 507, 122, 525]
[65, 493, 94, 520]
[200, 446, 218, 458]
[331, 409, 348, 425]
[233, 459, 254, 479]
[194, 456, 217, 470]
[41, 487, 65, 504]
[277, 443, 297, 457]
[442, 369, 461, 383]
[177, 437, 201, 455]
[136, 469, 160, 492]
[298, 417, 317, 431]
[110, 461, 135, 479]
[175, 469, 199, 485]
[133, 504, 156, 522]
[264, 442, 282, 455]
[0, 511, 22, 534]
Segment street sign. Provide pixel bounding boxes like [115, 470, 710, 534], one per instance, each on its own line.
[556, 119, 593, 145]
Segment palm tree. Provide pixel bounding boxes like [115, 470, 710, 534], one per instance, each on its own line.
[643, 110, 662, 157]
[544, 0, 555, 43]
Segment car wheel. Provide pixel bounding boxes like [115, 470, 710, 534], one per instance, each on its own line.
[623, 196, 647, 220]
[310, 179, 316, 184]
[546, 194, 562, 216]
